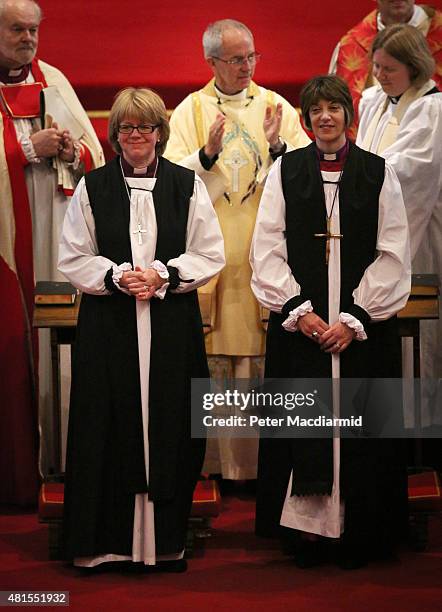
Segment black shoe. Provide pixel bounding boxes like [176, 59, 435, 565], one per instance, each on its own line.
[336, 547, 368, 570]
[337, 554, 368, 570]
[151, 559, 188, 573]
[293, 540, 327, 569]
[76, 561, 131, 575]
[124, 559, 188, 574]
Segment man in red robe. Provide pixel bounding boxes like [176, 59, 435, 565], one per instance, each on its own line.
[329, 1, 442, 137]
[0, 0, 103, 505]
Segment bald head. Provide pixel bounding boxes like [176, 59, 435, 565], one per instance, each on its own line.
[0, 0, 41, 69]
[0, 0, 41, 20]
[377, 0, 415, 26]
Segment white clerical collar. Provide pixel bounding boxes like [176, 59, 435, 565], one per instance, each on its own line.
[133, 166, 147, 174]
[321, 169, 342, 177]
[8, 68, 23, 77]
[214, 84, 248, 101]
[378, 5, 426, 30]
[125, 177, 156, 192]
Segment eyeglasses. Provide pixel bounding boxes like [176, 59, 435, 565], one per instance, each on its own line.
[118, 124, 159, 134]
[212, 52, 261, 66]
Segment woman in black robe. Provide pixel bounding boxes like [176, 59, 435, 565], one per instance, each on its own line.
[250, 75, 411, 569]
[59, 87, 225, 571]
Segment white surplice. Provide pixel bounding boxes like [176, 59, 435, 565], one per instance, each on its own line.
[250, 157, 410, 537]
[357, 84, 442, 424]
[58, 172, 225, 565]
[1, 65, 103, 478]
[14, 114, 78, 477]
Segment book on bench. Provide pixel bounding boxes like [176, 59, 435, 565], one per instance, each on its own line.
[34, 281, 78, 306]
[410, 274, 439, 296]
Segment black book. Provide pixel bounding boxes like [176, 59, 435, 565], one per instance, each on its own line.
[34, 281, 77, 306]
[411, 274, 439, 296]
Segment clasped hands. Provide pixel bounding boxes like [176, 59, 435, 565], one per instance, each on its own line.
[203, 103, 283, 159]
[297, 312, 356, 354]
[30, 121, 76, 162]
[120, 266, 166, 301]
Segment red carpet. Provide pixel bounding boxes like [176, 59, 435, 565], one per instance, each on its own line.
[36, 0, 442, 111]
[1, 492, 442, 612]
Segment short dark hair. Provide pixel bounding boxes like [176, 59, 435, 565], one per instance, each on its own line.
[300, 75, 354, 130]
[371, 24, 435, 88]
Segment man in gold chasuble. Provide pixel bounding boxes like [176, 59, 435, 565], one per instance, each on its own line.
[165, 19, 310, 480]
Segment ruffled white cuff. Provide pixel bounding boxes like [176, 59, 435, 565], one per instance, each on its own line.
[148, 260, 170, 299]
[112, 262, 132, 294]
[65, 141, 82, 170]
[20, 135, 40, 163]
[282, 300, 313, 332]
[339, 312, 367, 341]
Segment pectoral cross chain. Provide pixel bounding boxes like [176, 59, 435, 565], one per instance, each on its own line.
[133, 223, 147, 245]
[314, 217, 343, 265]
[314, 171, 344, 265]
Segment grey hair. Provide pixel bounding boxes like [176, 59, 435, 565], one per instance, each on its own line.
[0, 0, 42, 21]
[202, 19, 253, 59]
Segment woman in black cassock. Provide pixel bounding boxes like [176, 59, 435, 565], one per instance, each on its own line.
[59, 88, 225, 571]
[250, 75, 411, 569]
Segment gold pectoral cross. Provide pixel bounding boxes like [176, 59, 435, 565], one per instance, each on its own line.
[314, 217, 343, 265]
